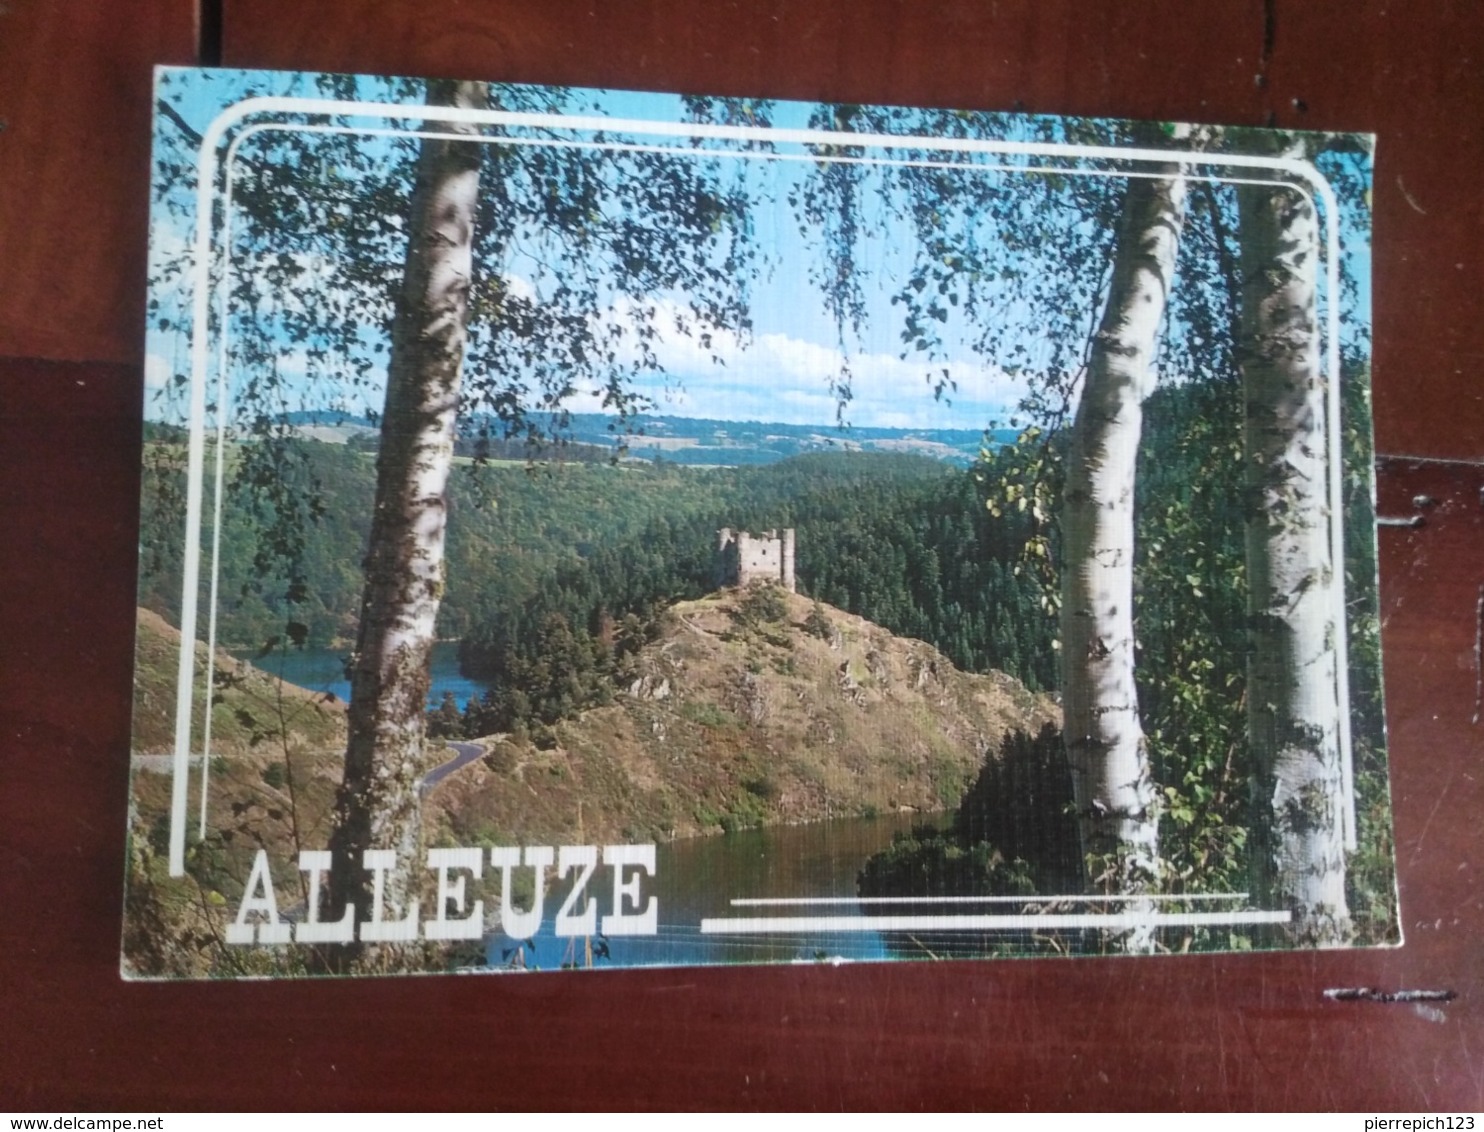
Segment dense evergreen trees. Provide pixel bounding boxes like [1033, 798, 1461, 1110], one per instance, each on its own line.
[858, 723, 1076, 907]
[137, 439, 775, 651]
[138, 437, 1059, 738]
[456, 447, 1056, 736]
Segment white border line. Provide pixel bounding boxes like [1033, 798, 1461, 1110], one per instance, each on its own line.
[702, 910, 1293, 933]
[733, 893, 1251, 906]
[165, 94, 1355, 874]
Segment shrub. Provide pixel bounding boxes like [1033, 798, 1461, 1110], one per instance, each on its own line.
[739, 582, 788, 624]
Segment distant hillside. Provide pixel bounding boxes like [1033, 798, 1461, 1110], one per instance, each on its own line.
[140, 438, 990, 657]
[426, 586, 1058, 847]
[271, 409, 1015, 466]
[521, 412, 1012, 467]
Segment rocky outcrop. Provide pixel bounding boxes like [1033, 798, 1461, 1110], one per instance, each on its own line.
[427, 587, 1057, 847]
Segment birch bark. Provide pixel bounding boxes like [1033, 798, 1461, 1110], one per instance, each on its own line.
[1237, 145, 1350, 946]
[326, 79, 489, 955]
[1060, 152, 1189, 942]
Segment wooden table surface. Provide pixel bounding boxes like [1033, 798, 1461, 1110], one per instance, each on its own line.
[2, 0, 1481, 1110]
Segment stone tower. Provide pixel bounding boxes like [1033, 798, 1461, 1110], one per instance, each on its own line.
[716, 527, 796, 592]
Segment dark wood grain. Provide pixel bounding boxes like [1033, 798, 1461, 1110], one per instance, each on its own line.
[0, 0, 196, 365]
[4, 0, 1484, 1111]
[217, 0, 1484, 465]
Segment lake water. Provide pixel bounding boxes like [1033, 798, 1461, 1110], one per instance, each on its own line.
[482, 812, 935, 971]
[241, 649, 961, 969]
[238, 641, 491, 709]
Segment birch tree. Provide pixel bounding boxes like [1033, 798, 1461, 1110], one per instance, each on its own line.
[1236, 140, 1351, 946]
[1060, 156, 1189, 924]
[324, 79, 490, 946]
[174, 79, 766, 966]
[794, 113, 1207, 926]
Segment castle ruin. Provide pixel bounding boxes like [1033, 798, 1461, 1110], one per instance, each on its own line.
[716, 527, 796, 592]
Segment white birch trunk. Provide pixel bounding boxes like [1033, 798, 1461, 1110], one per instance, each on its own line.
[327, 80, 489, 952]
[1061, 159, 1188, 946]
[1237, 146, 1350, 946]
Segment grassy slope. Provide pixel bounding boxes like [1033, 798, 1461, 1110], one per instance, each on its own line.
[124, 596, 1054, 975]
[426, 587, 1058, 848]
[131, 606, 347, 756]
[126, 609, 356, 976]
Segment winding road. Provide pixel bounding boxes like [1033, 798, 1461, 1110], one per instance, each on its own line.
[135, 740, 489, 791]
[420, 740, 486, 793]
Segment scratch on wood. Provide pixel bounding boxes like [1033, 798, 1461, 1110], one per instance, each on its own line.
[1397, 176, 1428, 215]
[1255, 0, 1277, 89]
[1475, 583, 1484, 725]
[198, 0, 223, 66]
[1377, 515, 1424, 528]
[1329, 985, 1454, 1002]
[1323, 987, 1457, 1004]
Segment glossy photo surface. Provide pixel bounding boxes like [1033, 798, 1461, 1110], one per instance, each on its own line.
[123, 66, 1393, 978]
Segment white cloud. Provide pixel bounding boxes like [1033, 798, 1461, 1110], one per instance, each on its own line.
[752, 333, 842, 384]
[144, 353, 173, 391]
[561, 295, 1031, 431]
[500, 273, 537, 303]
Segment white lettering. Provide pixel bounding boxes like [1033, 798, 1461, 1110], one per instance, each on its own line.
[490, 845, 555, 939]
[358, 849, 419, 942]
[603, 844, 657, 936]
[223, 843, 661, 946]
[292, 850, 355, 943]
[226, 849, 292, 944]
[554, 845, 599, 937]
[424, 847, 484, 940]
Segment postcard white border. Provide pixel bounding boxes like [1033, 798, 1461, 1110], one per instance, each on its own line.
[162, 93, 1356, 935]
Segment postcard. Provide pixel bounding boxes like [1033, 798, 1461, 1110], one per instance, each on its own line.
[124, 66, 1394, 977]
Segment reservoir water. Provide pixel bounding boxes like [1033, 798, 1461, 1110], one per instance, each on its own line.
[242, 646, 950, 969]
[482, 811, 936, 971]
[239, 641, 491, 709]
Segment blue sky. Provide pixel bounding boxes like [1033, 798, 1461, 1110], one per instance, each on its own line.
[144, 68, 1372, 436]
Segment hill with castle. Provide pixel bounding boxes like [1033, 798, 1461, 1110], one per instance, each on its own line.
[425, 581, 1058, 848]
